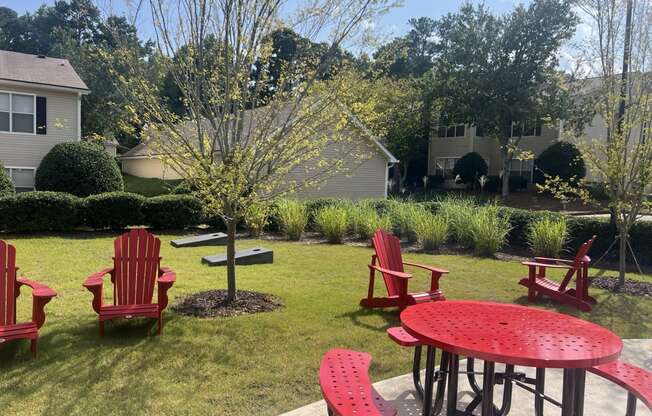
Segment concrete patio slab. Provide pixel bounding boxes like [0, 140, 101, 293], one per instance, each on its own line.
[280, 339, 652, 416]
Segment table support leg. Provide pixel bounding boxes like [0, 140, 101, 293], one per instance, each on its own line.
[482, 361, 496, 416]
[626, 393, 638, 416]
[561, 369, 576, 416]
[413, 345, 424, 400]
[534, 368, 545, 416]
[467, 357, 483, 395]
[446, 354, 460, 416]
[432, 352, 449, 416]
[422, 346, 437, 416]
[574, 369, 586, 416]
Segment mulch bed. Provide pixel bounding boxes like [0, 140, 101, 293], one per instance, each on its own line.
[590, 276, 652, 297]
[172, 289, 284, 318]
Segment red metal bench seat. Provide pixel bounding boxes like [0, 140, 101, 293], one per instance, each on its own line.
[589, 360, 652, 415]
[387, 326, 421, 347]
[319, 349, 397, 416]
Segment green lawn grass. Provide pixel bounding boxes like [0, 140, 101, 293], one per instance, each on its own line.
[0, 233, 650, 415]
[122, 174, 182, 197]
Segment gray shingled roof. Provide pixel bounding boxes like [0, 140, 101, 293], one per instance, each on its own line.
[0, 50, 89, 91]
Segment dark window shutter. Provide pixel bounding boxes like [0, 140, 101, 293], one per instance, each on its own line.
[36, 96, 47, 135]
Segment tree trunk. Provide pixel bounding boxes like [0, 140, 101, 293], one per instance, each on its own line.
[618, 233, 627, 287]
[226, 218, 237, 302]
[501, 153, 510, 198]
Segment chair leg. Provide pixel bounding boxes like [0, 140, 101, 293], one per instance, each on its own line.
[31, 338, 37, 358]
[99, 320, 105, 336]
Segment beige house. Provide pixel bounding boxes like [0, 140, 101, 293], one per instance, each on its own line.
[0, 50, 89, 190]
[120, 110, 398, 200]
[428, 121, 562, 184]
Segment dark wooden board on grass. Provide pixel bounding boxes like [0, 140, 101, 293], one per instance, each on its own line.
[171, 232, 228, 248]
[202, 247, 273, 266]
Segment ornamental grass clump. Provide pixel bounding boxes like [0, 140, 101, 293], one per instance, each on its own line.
[315, 205, 349, 243]
[527, 216, 568, 258]
[244, 203, 270, 237]
[349, 201, 392, 240]
[412, 209, 449, 251]
[436, 196, 477, 247]
[469, 204, 512, 256]
[276, 199, 308, 240]
[389, 201, 420, 242]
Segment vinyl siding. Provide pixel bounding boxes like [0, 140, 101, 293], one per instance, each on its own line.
[121, 158, 183, 180]
[0, 82, 79, 170]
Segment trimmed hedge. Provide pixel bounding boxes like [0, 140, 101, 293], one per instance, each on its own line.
[534, 141, 586, 184]
[35, 141, 124, 197]
[453, 152, 489, 186]
[0, 164, 15, 197]
[143, 195, 204, 229]
[83, 192, 146, 229]
[1, 191, 81, 232]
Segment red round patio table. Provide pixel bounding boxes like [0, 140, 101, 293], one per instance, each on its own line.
[400, 300, 623, 416]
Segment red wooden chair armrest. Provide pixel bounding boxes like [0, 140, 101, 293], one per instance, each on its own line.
[533, 257, 575, 265]
[83, 267, 114, 314]
[17, 278, 56, 299]
[368, 264, 412, 279]
[157, 267, 176, 311]
[522, 261, 573, 269]
[402, 261, 449, 275]
[16, 277, 57, 329]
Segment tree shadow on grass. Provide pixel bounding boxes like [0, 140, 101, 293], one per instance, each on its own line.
[338, 308, 400, 333]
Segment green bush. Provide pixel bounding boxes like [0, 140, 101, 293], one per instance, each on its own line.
[35, 141, 124, 197]
[305, 198, 341, 230]
[470, 204, 512, 256]
[6, 191, 81, 232]
[453, 152, 489, 186]
[171, 180, 196, 195]
[143, 194, 204, 229]
[437, 196, 477, 247]
[0, 164, 15, 197]
[315, 205, 349, 243]
[276, 199, 309, 240]
[83, 192, 145, 229]
[389, 201, 421, 242]
[413, 209, 448, 251]
[527, 216, 568, 257]
[349, 201, 392, 240]
[244, 203, 270, 237]
[534, 141, 586, 184]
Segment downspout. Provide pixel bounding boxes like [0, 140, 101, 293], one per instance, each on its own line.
[77, 93, 82, 141]
[385, 162, 396, 198]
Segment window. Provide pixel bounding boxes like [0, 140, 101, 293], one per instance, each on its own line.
[434, 157, 459, 178]
[0, 92, 35, 134]
[436, 124, 466, 138]
[4, 167, 36, 190]
[509, 159, 534, 182]
[510, 121, 542, 138]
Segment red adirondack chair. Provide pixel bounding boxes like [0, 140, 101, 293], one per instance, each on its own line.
[83, 229, 176, 335]
[0, 240, 56, 357]
[360, 229, 448, 310]
[519, 235, 597, 312]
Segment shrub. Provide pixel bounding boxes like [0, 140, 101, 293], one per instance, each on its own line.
[349, 201, 392, 240]
[35, 141, 124, 197]
[436, 196, 477, 246]
[453, 152, 489, 186]
[315, 205, 349, 243]
[534, 141, 586, 184]
[413, 209, 448, 251]
[244, 203, 270, 237]
[469, 204, 512, 256]
[83, 192, 145, 229]
[143, 195, 204, 229]
[527, 217, 568, 257]
[0, 164, 15, 197]
[276, 199, 308, 240]
[305, 198, 341, 230]
[7, 191, 81, 232]
[389, 201, 421, 242]
[171, 180, 196, 195]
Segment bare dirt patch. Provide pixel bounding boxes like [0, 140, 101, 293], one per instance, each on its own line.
[172, 290, 284, 318]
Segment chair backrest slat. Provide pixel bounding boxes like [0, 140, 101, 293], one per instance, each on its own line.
[0, 241, 17, 326]
[113, 229, 161, 306]
[372, 230, 404, 297]
[560, 236, 597, 291]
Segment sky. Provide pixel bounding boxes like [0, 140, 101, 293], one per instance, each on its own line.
[2, 0, 532, 47]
